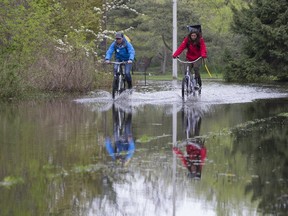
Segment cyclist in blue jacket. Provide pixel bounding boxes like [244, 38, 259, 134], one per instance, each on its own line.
[105, 32, 135, 89]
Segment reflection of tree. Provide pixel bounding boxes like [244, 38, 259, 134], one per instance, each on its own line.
[0, 100, 109, 216]
[232, 116, 288, 215]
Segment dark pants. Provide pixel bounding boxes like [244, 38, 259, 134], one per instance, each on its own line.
[186, 59, 202, 87]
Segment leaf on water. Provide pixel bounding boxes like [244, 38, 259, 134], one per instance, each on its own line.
[136, 134, 171, 143]
[0, 176, 24, 188]
[136, 135, 153, 143]
[43, 164, 69, 179]
[71, 164, 106, 174]
[278, 112, 288, 117]
[218, 173, 236, 177]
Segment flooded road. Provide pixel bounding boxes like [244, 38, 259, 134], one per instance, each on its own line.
[77, 80, 287, 108]
[0, 80, 287, 216]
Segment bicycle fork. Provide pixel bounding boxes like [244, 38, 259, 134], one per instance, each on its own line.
[187, 65, 197, 93]
[116, 64, 122, 92]
[186, 66, 195, 93]
[190, 74, 196, 91]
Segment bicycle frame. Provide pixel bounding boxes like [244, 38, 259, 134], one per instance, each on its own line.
[176, 57, 202, 100]
[113, 104, 125, 140]
[109, 61, 127, 99]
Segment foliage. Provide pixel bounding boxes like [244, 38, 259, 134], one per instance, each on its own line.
[224, 0, 288, 82]
[31, 47, 96, 92]
[223, 53, 271, 82]
[122, 0, 245, 74]
[0, 0, 103, 99]
[0, 0, 52, 98]
[0, 62, 24, 99]
[2, 0, 287, 99]
[232, 115, 288, 214]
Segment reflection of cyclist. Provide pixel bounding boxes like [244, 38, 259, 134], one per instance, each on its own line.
[105, 32, 135, 89]
[175, 106, 206, 179]
[105, 106, 135, 166]
[182, 107, 202, 138]
[173, 139, 206, 179]
[182, 107, 202, 139]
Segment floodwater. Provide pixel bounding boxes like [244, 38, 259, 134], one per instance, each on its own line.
[0, 80, 287, 216]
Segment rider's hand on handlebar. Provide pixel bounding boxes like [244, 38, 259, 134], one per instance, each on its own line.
[105, 60, 110, 64]
[172, 55, 178, 59]
[127, 60, 133, 64]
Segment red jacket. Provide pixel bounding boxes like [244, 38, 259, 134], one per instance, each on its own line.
[173, 144, 206, 168]
[173, 37, 207, 61]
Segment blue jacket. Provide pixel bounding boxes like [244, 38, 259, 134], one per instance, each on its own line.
[105, 39, 135, 61]
[105, 137, 135, 161]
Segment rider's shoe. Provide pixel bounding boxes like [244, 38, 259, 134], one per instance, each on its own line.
[127, 81, 132, 89]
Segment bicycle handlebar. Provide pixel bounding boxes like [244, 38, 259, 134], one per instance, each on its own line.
[175, 57, 202, 64]
[106, 61, 130, 64]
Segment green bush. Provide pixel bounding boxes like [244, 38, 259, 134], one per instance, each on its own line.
[0, 59, 24, 99]
[224, 56, 271, 82]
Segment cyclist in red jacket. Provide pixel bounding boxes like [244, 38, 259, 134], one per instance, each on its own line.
[173, 28, 207, 88]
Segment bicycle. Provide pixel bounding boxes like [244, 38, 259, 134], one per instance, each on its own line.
[108, 61, 129, 99]
[110, 104, 134, 167]
[176, 57, 202, 100]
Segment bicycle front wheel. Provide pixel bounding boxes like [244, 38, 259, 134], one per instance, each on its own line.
[112, 77, 119, 99]
[182, 77, 189, 100]
[119, 76, 125, 93]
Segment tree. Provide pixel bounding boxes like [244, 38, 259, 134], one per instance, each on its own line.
[120, 0, 202, 73]
[0, 0, 52, 98]
[224, 0, 288, 82]
[0, 0, 104, 97]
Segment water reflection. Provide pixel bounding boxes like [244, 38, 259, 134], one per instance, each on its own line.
[173, 139, 206, 180]
[232, 114, 288, 215]
[181, 104, 202, 138]
[0, 83, 287, 216]
[173, 105, 207, 180]
[105, 104, 135, 167]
